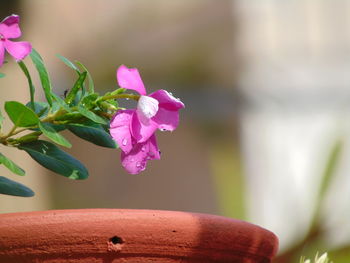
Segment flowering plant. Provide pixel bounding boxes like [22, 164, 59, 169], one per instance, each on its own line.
[0, 15, 184, 197]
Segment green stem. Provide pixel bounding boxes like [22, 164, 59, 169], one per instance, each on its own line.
[0, 125, 37, 145]
[101, 93, 140, 101]
[3, 124, 18, 140]
[41, 108, 67, 123]
[0, 108, 65, 145]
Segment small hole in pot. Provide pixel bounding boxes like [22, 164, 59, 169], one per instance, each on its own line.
[110, 236, 123, 245]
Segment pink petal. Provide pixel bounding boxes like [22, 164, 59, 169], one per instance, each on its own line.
[109, 110, 135, 154]
[149, 89, 185, 110]
[149, 90, 184, 131]
[4, 40, 31, 61]
[116, 65, 147, 95]
[0, 15, 21, 39]
[121, 134, 160, 174]
[131, 110, 158, 143]
[147, 134, 161, 160]
[0, 42, 5, 67]
[1, 15, 19, 26]
[152, 107, 180, 131]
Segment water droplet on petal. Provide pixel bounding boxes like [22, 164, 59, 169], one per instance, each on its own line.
[141, 146, 146, 152]
[136, 162, 142, 168]
[122, 139, 127, 146]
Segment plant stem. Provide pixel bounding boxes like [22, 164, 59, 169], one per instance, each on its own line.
[2, 124, 18, 140]
[101, 93, 140, 101]
[0, 125, 37, 145]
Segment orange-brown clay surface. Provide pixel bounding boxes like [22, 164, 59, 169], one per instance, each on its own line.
[0, 209, 278, 262]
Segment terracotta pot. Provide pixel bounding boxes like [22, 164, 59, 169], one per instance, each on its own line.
[0, 209, 278, 262]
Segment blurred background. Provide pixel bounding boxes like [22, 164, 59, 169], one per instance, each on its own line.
[1, 0, 350, 262]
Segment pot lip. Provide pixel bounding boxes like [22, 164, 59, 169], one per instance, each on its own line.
[0, 208, 279, 262]
[0, 208, 279, 242]
[0, 208, 241, 219]
[0, 208, 270, 230]
[0, 208, 277, 233]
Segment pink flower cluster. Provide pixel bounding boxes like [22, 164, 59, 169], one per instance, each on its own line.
[110, 65, 185, 174]
[0, 14, 31, 66]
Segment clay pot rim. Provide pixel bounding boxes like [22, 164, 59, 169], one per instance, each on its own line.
[0, 208, 279, 263]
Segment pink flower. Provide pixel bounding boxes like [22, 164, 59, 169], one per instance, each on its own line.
[0, 14, 32, 67]
[110, 65, 185, 174]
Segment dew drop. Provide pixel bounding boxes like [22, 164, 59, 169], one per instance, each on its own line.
[122, 139, 127, 146]
[136, 162, 142, 168]
[141, 146, 146, 152]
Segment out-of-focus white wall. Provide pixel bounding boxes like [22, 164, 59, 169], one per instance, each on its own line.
[235, 0, 350, 251]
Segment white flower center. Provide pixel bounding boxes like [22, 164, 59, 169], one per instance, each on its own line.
[137, 95, 159, 124]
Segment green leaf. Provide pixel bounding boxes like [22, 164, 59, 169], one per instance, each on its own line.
[5, 101, 39, 127]
[110, 88, 126, 96]
[17, 132, 41, 143]
[19, 140, 88, 180]
[56, 54, 79, 72]
[67, 123, 117, 148]
[73, 89, 85, 106]
[55, 112, 83, 122]
[0, 109, 4, 129]
[47, 123, 66, 132]
[77, 105, 107, 125]
[18, 61, 36, 111]
[30, 48, 53, 106]
[65, 71, 87, 105]
[0, 72, 5, 78]
[80, 93, 98, 109]
[51, 93, 72, 112]
[319, 138, 343, 199]
[0, 176, 34, 197]
[308, 138, 344, 233]
[26, 101, 49, 117]
[75, 61, 94, 93]
[0, 153, 25, 176]
[38, 122, 72, 148]
[98, 101, 118, 111]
